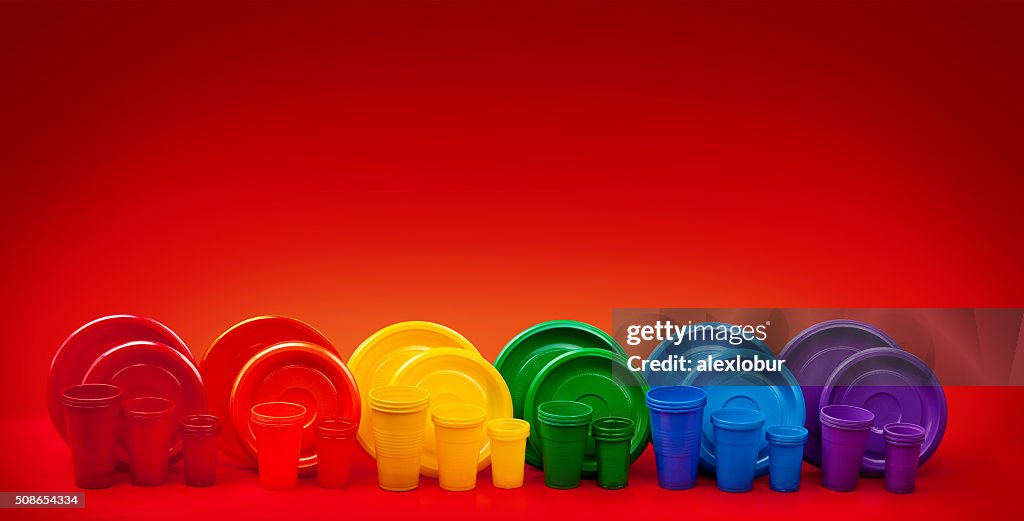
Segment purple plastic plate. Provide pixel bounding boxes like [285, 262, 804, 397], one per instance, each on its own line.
[779, 319, 901, 467]
[820, 348, 947, 477]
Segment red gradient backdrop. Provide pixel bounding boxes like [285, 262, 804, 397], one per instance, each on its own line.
[0, 1, 1021, 519]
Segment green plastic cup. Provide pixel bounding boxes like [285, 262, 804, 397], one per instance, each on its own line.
[592, 417, 635, 490]
[537, 401, 593, 489]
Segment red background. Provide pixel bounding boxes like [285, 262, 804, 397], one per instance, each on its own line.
[1, 1, 1021, 519]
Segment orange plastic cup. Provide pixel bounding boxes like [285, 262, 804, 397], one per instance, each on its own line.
[368, 386, 430, 491]
[486, 418, 530, 489]
[432, 404, 487, 491]
[250, 402, 306, 491]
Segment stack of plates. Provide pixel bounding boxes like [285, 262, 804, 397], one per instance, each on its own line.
[495, 320, 650, 477]
[200, 316, 359, 469]
[48, 315, 206, 467]
[644, 322, 803, 478]
[350, 321, 511, 477]
[780, 319, 947, 476]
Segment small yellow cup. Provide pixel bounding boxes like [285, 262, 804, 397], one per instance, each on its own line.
[486, 418, 530, 489]
[369, 385, 431, 491]
[431, 404, 487, 491]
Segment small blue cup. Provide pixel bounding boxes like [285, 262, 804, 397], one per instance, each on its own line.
[646, 386, 707, 490]
[766, 425, 809, 492]
[711, 408, 766, 493]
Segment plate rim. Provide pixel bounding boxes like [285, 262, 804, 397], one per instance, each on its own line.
[387, 346, 512, 477]
[680, 346, 805, 477]
[229, 340, 361, 468]
[819, 346, 947, 475]
[84, 339, 206, 467]
[199, 315, 336, 466]
[48, 314, 191, 444]
[522, 347, 651, 473]
[349, 321, 479, 457]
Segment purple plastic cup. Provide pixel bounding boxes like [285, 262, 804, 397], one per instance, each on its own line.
[820, 405, 874, 492]
[884, 423, 926, 494]
[646, 386, 707, 490]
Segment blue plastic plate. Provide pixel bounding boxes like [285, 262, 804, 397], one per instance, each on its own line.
[680, 347, 804, 477]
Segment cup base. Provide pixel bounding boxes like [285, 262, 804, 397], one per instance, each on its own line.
[886, 486, 914, 494]
[379, 484, 419, 492]
[598, 482, 628, 490]
[657, 481, 696, 491]
[771, 486, 799, 493]
[131, 480, 165, 487]
[823, 485, 857, 493]
[186, 481, 215, 488]
[493, 482, 523, 489]
[718, 486, 753, 493]
[440, 485, 476, 492]
[544, 483, 580, 490]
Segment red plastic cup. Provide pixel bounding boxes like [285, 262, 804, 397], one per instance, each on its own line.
[181, 414, 222, 487]
[62, 384, 122, 489]
[123, 397, 177, 486]
[314, 417, 359, 489]
[250, 402, 307, 490]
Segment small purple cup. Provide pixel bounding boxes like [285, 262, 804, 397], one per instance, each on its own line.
[820, 405, 874, 492]
[884, 423, 926, 494]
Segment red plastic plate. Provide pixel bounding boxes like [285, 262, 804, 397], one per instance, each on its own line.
[230, 341, 360, 468]
[48, 315, 192, 443]
[83, 340, 207, 466]
[199, 316, 336, 466]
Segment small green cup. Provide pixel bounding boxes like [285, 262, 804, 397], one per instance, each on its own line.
[592, 417, 635, 490]
[537, 401, 593, 489]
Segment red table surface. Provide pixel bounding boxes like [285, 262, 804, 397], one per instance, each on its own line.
[1, 387, 1020, 520]
[1, 0, 1023, 519]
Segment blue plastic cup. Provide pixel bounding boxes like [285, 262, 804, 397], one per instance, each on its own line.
[766, 425, 808, 493]
[646, 386, 707, 490]
[711, 408, 766, 493]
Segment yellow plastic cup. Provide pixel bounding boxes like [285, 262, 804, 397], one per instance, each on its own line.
[486, 418, 530, 489]
[368, 385, 431, 491]
[431, 404, 487, 491]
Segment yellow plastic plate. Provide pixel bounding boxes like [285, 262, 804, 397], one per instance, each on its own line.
[388, 348, 513, 477]
[350, 321, 478, 457]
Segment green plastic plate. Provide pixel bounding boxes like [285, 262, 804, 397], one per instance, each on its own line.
[523, 348, 650, 476]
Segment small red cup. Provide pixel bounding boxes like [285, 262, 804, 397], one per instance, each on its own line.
[314, 417, 358, 489]
[62, 384, 122, 489]
[250, 402, 306, 490]
[181, 414, 222, 487]
[123, 397, 176, 486]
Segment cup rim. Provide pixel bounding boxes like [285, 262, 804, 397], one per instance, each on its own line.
[368, 385, 430, 413]
[486, 418, 530, 440]
[62, 383, 122, 408]
[646, 386, 707, 412]
[315, 417, 359, 439]
[537, 400, 593, 426]
[883, 422, 926, 445]
[431, 404, 487, 428]
[123, 396, 176, 419]
[766, 425, 808, 444]
[710, 407, 766, 431]
[820, 404, 875, 430]
[180, 414, 222, 434]
[592, 417, 635, 441]
[250, 401, 307, 426]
